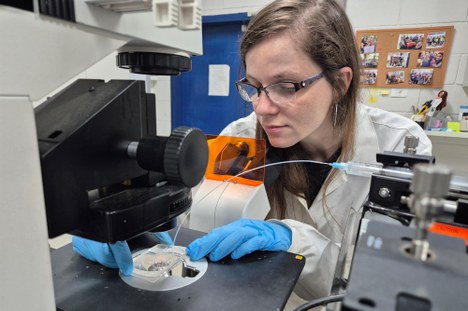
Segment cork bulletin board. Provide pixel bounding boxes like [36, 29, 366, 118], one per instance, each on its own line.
[356, 26, 454, 88]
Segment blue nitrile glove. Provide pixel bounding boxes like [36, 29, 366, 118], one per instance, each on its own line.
[186, 219, 292, 261]
[153, 231, 174, 246]
[71, 236, 133, 276]
[72, 232, 173, 276]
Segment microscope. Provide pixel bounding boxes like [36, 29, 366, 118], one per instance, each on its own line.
[36, 78, 208, 243]
[0, 3, 304, 310]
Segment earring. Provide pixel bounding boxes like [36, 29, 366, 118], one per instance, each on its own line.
[333, 103, 338, 128]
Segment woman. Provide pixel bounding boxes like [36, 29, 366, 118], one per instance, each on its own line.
[72, 0, 432, 301]
[186, 0, 432, 300]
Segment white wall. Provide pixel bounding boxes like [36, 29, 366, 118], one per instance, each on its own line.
[201, 0, 468, 118]
[346, 0, 468, 117]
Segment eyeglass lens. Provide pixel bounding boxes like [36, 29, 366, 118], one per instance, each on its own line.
[238, 82, 297, 105]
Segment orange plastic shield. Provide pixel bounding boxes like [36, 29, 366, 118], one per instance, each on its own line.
[204, 135, 266, 186]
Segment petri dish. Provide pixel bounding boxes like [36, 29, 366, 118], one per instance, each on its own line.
[132, 244, 186, 283]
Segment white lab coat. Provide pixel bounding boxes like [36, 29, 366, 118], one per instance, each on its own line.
[220, 104, 432, 300]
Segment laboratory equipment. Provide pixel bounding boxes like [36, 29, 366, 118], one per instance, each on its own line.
[263, 141, 468, 310]
[132, 244, 189, 282]
[0, 3, 305, 310]
[407, 165, 452, 260]
[342, 164, 468, 311]
[36, 78, 208, 242]
[1, 2, 201, 309]
[327, 138, 468, 311]
[190, 136, 271, 233]
[52, 228, 304, 310]
[124, 243, 208, 292]
[330, 161, 414, 179]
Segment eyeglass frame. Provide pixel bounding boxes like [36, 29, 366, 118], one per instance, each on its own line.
[235, 71, 325, 105]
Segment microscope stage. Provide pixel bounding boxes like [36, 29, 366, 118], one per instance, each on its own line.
[51, 228, 304, 311]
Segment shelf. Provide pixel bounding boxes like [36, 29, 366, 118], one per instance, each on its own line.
[425, 131, 468, 138]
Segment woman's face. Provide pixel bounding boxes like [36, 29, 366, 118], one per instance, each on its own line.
[245, 33, 336, 149]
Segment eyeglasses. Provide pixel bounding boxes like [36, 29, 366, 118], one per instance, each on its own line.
[235, 72, 324, 106]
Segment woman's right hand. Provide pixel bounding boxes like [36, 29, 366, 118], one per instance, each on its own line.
[71, 236, 133, 275]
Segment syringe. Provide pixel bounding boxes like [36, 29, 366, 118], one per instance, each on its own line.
[330, 161, 414, 179]
[218, 157, 467, 193]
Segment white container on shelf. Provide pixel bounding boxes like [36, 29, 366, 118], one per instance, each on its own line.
[459, 105, 468, 120]
[460, 105, 468, 132]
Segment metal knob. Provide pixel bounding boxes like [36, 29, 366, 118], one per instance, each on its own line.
[403, 135, 419, 154]
[378, 187, 391, 198]
[127, 127, 208, 188]
[411, 164, 452, 199]
[408, 163, 452, 260]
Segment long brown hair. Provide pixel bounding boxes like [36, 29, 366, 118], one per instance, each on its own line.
[436, 90, 448, 111]
[240, 0, 361, 220]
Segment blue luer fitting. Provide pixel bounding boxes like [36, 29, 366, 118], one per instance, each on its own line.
[330, 162, 347, 170]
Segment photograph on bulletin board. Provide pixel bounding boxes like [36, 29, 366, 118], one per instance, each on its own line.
[360, 69, 378, 85]
[386, 52, 410, 68]
[426, 32, 446, 49]
[397, 34, 424, 50]
[359, 34, 378, 53]
[416, 51, 444, 68]
[355, 26, 453, 88]
[409, 69, 433, 85]
[385, 71, 405, 85]
[360, 53, 379, 68]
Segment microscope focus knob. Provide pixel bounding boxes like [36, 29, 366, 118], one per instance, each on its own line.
[131, 127, 208, 188]
[164, 126, 209, 187]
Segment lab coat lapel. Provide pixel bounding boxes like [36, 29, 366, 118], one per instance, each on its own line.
[306, 106, 380, 236]
[316, 171, 347, 205]
[314, 104, 380, 205]
[353, 104, 380, 163]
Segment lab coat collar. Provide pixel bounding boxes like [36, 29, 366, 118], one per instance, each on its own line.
[314, 104, 380, 203]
